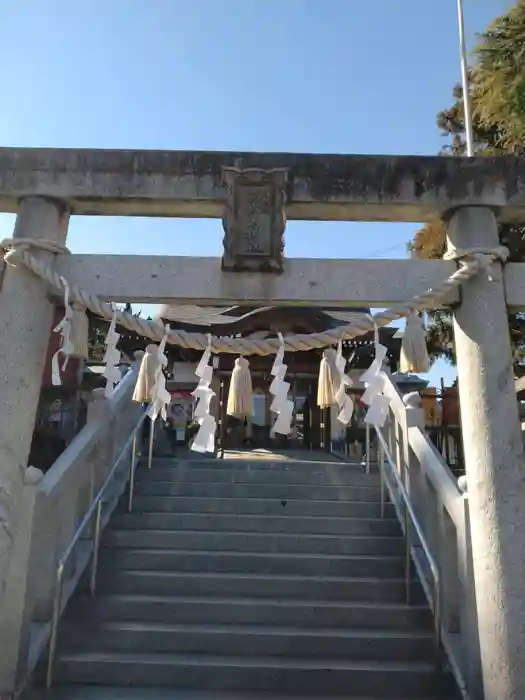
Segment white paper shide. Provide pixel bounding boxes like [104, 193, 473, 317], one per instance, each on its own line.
[334, 338, 354, 425]
[51, 277, 75, 386]
[269, 333, 294, 436]
[191, 337, 217, 453]
[147, 325, 172, 422]
[360, 323, 391, 428]
[103, 305, 122, 398]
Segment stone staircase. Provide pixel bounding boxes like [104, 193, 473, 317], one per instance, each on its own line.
[43, 453, 452, 700]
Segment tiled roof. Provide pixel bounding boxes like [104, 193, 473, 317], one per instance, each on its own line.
[158, 304, 372, 329]
[159, 305, 250, 325]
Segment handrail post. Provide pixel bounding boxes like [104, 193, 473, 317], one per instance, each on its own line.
[44, 407, 146, 690]
[378, 377, 474, 694]
[89, 501, 103, 597]
[457, 496, 483, 699]
[379, 444, 385, 519]
[433, 574, 443, 681]
[128, 433, 138, 513]
[365, 422, 371, 474]
[0, 467, 44, 693]
[46, 564, 64, 688]
[387, 416, 394, 460]
[148, 417, 155, 469]
[404, 504, 411, 605]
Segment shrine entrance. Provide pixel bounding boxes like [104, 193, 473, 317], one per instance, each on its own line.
[0, 148, 525, 700]
[220, 372, 320, 450]
[157, 303, 401, 453]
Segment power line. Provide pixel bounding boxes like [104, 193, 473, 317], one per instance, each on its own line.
[361, 242, 409, 258]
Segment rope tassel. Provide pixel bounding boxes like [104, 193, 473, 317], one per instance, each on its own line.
[133, 344, 163, 403]
[227, 357, 253, 420]
[69, 303, 89, 360]
[317, 349, 338, 408]
[399, 312, 430, 374]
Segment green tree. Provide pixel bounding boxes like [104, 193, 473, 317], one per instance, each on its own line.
[87, 314, 107, 361]
[88, 303, 148, 361]
[411, 1, 525, 372]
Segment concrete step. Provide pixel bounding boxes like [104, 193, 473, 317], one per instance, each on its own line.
[59, 621, 435, 661]
[68, 595, 431, 630]
[148, 456, 368, 471]
[94, 570, 425, 604]
[103, 529, 404, 556]
[111, 511, 401, 536]
[131, 496, 394, 518]
[37, 455, 454, 700]
[99, 547, 405, 577]
[41, 687, 437, 700]
[133, 481, 382, 501]
[136, 466, 379, 486]
[52, 652, 439, 697]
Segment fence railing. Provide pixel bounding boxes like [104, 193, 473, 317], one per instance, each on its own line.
[6, 353, 156, 694]
[375, 374, 481, 700]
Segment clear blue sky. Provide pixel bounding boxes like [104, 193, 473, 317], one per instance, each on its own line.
[0, 0, 511, 385]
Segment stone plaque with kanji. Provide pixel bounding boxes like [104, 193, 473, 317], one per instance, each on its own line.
[222, 167, 287, 272]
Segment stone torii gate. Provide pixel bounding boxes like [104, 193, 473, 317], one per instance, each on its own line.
[0, 148, 525, 699]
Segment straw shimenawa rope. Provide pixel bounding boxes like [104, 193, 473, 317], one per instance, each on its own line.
[1, 238, 509, 356]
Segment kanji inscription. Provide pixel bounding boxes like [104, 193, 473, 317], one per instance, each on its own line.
[222, 167, 287, 272]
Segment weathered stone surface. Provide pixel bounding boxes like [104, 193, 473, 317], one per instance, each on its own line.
[448, 207, 525, 700]
[1, 148, 525, 222]
[0, 196, 69, 693]
[221, 167, 287, 272]
[53, 255, 461, 307]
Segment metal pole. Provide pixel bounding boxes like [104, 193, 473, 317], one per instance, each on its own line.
[90, 500, 103, 596]
[457, 0, 475, 156]
[148, 417, 155, 469]
[323, 407, 330, 452]
[365, 422, 371, 474]
[46, 565, 64, 688]
[405, 505, 412, 605]
[379, 444, 385, 519]
[128, 432, 137, 513]
[219, 378, 226, 459]
[433, 575, 443, 678]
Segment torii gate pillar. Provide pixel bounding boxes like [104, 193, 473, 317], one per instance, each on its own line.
[447, 206, 525, 700]
[0, 196, 69, 693]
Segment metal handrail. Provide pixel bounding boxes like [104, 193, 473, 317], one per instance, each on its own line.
[374, 425, 442, 676]
[46, 411, 155, 688]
